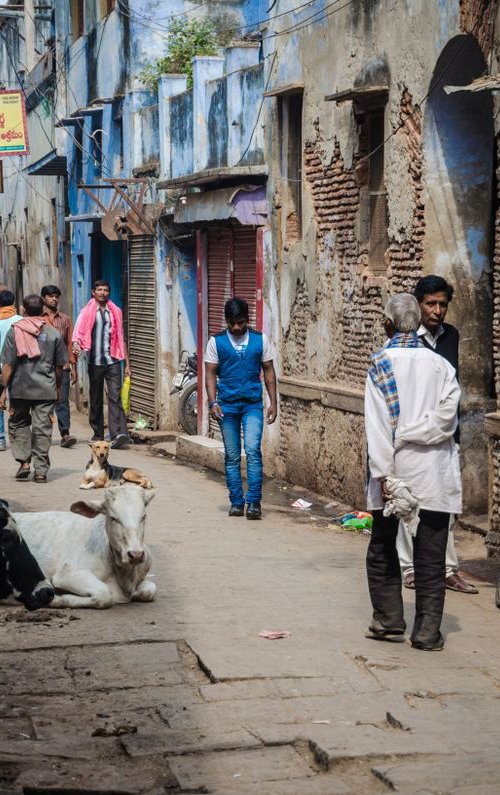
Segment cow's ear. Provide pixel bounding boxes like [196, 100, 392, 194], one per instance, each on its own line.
[144, 490, 155, 506]
[70, 497, 107, 518]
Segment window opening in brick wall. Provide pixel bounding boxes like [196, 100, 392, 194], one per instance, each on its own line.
[280, 91, 303, 243]
[367, 109, 388, 274]
[70, 0, 84, 40]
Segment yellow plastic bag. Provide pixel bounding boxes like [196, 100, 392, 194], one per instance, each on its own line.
[121, 375, 131, 414]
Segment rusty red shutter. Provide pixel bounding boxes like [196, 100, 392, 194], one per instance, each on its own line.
[232, 227, 257, 326]
[207, 228, 232, 337]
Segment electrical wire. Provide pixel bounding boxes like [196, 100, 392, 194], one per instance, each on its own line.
[115, 0, 320, 36]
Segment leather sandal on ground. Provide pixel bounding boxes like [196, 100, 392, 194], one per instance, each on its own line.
[15, 464, 30, 480]
[33, 473, 47, 484]
[445, 573, 479, 594]
[366, 619, 406, 642]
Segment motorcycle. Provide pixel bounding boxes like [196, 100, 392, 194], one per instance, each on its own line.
[171, 351, 198, 436]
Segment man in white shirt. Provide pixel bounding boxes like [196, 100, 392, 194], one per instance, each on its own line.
[365, 294, 461, 651]
[396, 275, 477, 594]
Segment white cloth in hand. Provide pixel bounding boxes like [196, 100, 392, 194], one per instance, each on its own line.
[382, 476, 420, 537]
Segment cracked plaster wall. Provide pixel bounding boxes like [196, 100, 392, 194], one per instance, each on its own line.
[264, 0, 500, 510]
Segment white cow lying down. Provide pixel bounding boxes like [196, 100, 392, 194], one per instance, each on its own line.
[12, 484, 156, 609]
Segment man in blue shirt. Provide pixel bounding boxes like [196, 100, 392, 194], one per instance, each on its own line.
[205, 298, 277, 519]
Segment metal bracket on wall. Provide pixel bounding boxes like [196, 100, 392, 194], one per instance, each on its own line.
[77, 179, 155, 239]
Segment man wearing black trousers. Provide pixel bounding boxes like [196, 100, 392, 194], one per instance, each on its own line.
[365, 294, 461, 651]
[72, 280, 130, 449]
[396, 275, 478, 594]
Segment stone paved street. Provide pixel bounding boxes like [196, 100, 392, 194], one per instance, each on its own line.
[0, 412, 499, 794]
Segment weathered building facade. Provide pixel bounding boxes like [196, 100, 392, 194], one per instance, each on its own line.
[259, 0, 500, 554]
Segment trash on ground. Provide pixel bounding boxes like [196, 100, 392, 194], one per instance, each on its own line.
[258, 630, 291, 640]
[291, 498, 313, 510]
[134, 415, 151, 431]
[330, 511, 372, 532]
[311, 719, 331, 724]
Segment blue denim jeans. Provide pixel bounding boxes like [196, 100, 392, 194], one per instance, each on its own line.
[219, 401, 263, 506]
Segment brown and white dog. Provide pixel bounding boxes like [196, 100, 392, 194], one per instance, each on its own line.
[80, 441, 154, 490]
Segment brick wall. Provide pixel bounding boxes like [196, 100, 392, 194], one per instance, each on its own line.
[276, 89, 426, 499]
[459, 0, 496, 57]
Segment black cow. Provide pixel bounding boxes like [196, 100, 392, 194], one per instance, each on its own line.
[0, 499, 54, 610]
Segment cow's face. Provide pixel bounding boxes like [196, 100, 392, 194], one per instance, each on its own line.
[0, 499, 55, 611]
[70, 486, 155, 567]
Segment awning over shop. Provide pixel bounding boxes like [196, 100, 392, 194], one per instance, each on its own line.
[26, 148, 67, 177]
[174, 185, 268, 226]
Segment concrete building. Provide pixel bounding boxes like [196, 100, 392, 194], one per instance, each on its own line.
[255, 0, 500, 556]
[0, 1, 69, 310]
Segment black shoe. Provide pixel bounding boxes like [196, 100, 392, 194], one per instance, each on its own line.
[229, 504, 245, 517]
[91, 434, 103, 442]
[110, 433, 128, 449]
[246, 502, 262, 520]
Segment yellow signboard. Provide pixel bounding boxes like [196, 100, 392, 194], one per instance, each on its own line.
[0, 90, 29, 156]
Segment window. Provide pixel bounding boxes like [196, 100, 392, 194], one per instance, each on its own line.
[70, 0, 84, 40]
[367, 109, 388, 274]
[51, 198, 58, 268]
[73, 123, 83, 183]
[279, 91, 303, 243]
[99, 0, 115, 17]
[90, 112, 104, 178]
[113, 102, 124, 173]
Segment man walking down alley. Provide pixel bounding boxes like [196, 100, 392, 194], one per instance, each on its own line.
[72, 280, 130, 449]
[0, 294, 67, 483]
[365, 294, 461, 651]
[396, 275, 477, 594]
[42, 285, 77, 448]
[205, 298, 277, 520]
[0, 290, 22, 451]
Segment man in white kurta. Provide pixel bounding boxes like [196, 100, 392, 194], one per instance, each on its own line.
[365, 294, 461, 651]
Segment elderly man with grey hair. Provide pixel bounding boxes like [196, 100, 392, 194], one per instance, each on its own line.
[364, 293, 461, 651]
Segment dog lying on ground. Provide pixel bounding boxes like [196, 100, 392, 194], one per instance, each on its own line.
[80, 441, 154, 490]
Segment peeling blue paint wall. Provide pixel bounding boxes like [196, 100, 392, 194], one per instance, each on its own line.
[170, 91, 194, 178]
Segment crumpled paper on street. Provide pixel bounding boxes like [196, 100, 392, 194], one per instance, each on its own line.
[382, 477, 420, 536]
[258, 630, 291, 640]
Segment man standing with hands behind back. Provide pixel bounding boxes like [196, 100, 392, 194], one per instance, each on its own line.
[205, 298, 277, 520]
[396, 274, 478, 594]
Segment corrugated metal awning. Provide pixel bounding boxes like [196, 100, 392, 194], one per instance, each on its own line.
[174, 185, 267, 225]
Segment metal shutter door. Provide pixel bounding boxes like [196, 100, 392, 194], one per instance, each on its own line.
[128, 235, 157, 426]
[232, 227, 257, 326]
[207, 228, 232, 337]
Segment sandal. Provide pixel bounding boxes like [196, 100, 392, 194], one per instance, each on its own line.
[33, 473, 47, 484]
[15, 465, 30, 480]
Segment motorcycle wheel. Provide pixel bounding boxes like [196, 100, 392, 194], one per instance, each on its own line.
[179, 383, 198, 435]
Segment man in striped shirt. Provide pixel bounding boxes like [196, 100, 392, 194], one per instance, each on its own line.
[73, 280, 130, 449]
[41, 285, 77, 448]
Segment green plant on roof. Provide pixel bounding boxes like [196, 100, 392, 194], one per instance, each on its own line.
[139, 16, 223, 90]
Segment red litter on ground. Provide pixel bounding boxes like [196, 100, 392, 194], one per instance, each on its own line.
[258, 630, 291, 640]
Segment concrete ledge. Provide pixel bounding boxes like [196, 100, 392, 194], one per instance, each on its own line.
[278, 376, 364, 415]
[129, 429, 181, 444]
[176, 435, 247, 478]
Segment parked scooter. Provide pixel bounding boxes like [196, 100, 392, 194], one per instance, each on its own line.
[171, 351, 198, 436]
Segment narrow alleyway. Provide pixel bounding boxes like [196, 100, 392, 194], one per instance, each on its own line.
[0, 413, 499, 795]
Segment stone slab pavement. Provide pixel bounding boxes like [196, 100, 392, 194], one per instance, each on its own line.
[0, 410, 499, 794]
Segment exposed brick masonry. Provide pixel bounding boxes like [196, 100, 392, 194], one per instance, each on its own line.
[459, 0, 497, 58]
